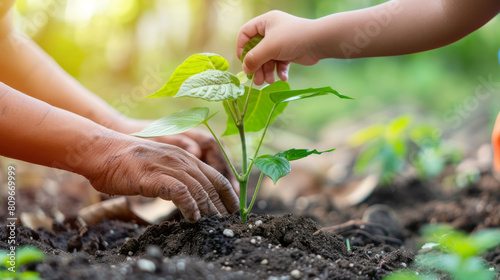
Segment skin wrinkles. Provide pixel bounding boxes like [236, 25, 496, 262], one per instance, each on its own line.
[36, 107, 52, 126]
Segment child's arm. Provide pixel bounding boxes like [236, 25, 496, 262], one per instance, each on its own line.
[0, 82, 239, 221]
[238, 0, 500, 85]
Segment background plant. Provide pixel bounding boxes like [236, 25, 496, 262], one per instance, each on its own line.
[133, 37, 351, 222]
[0, 246, 45, 280]
[350, 115, 462, 185]
[383, 225, 500, 280]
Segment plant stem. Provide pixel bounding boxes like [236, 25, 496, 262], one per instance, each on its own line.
[246, 104, 278, 174]
[224, 100, 240, 126]
[243, 172, 264, 217]
[239, 178, 248, 223]
[242, 75, 255, 118]
[203, 122, 241, 181]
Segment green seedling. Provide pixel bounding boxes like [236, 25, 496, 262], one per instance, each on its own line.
[385, 225, 500, 280]
[351, 115, 461, 185]
[418, 224, 500, 280]
[383, 270, 437, 280]
[0, 246, 45, 280]
[133, 36, 351, 222]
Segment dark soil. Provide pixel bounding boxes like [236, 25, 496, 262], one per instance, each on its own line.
[1, 168, 500, 279]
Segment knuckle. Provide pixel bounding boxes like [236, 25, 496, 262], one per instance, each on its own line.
[213, 173, 230, 189]
[192, 187, 207, 202]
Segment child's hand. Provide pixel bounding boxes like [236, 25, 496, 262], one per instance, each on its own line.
[237, 10, 320, 85]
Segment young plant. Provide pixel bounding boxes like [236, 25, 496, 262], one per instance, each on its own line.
[133, 36, 351, 222]
[417, 224, 500, 280]
[0, 246, 45, 280]
[384, 225, 500, 280]
[350, 115, 462, 185]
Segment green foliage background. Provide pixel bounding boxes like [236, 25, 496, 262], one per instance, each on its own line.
[14, 0, 500, 138]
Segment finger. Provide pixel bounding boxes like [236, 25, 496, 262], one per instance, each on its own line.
[182, 129, 239, 195]
[236, 15, 267, 59]
[186, 168, 229, 216]
[262, 60, 276, 84]
[276, 61, 290, 82]
[253, 67, 265, 86]
[242, 38, 278, 75]
[152, 177, 202, 222]
[198, 161, 239, 214]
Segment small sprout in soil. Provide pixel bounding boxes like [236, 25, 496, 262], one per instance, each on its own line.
[133, 36, 351, 222]
[351, 115, 462, 185]
[0, 246, 45, 280]
[384, 224, 500, 280]
[346, 238, 351, 251]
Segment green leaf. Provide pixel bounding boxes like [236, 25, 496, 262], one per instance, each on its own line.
[349, 124, 385, 146]
[175, 70, 245, 101]
[275, 148, 335, 161]
[236, 71, 249, 84]
[0, 270, 16, 279]
[269, 86, 352, 104]
[241, 35, 264, 63]
[382, 270, 433, 280]
[16, 246, 45, 267]
[386, 115, 412, 141]
[131, 107, 210, 137]
[148, 53, 229, 98]
[471, 229, 500, 254]
[253, 155, 291, 184]
[222, 81, 290, 136]
[19, 271, 42, 280]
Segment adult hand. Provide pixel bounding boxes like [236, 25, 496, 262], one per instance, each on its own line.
[116, 119, 239, 194]
[86, 136, 239, 222]
[237, 10, 320, 85]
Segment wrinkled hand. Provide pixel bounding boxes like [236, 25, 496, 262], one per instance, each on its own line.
[237, 10, 320, 85]
[87, 136, 239, 222]
[117, 120, 239, 195]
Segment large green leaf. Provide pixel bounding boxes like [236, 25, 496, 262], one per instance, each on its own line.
[270, 86, 353, 104]
[241, 35, 264, 63]
[148, 53, 229, 98]
[222, 81, 290, 136]
[131, 107, 210, 137]
[275, 148, 335, 161]
[253, 155, 291, 184]
[175, 70, 245, 101]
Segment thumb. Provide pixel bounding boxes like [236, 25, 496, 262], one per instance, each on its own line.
[242, 38, 277, 75]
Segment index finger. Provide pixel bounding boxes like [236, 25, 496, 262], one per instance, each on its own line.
[198, 161, 240, 213]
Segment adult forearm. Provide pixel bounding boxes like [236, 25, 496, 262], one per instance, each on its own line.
[0, 82, 117, 177]
[0, 21, 127, 131]
[314, 0, 500, 59]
